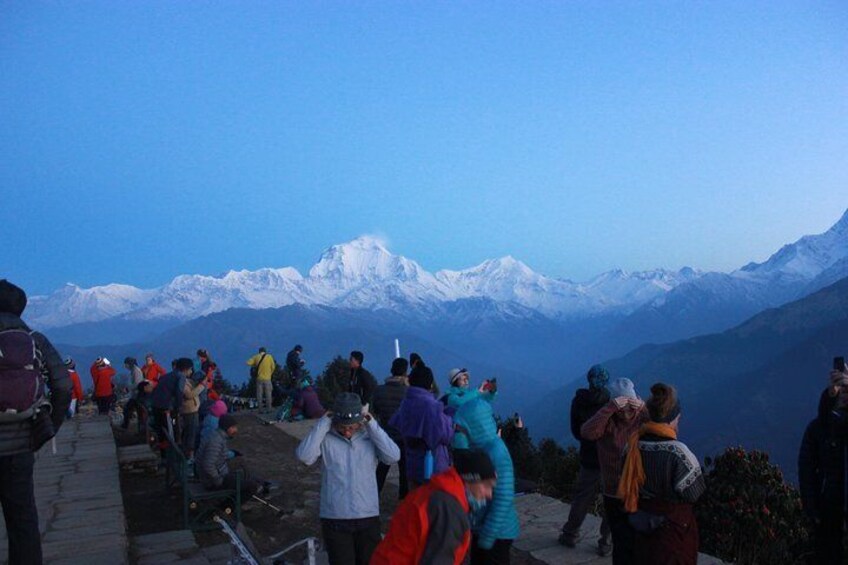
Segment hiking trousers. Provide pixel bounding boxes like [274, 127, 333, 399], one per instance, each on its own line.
[0, 452, 41, 565]
[256, 380, 273, 412]
[376, 447, 408, 500]
[321, 517, 381, 565]
[561, 464, 611, 543]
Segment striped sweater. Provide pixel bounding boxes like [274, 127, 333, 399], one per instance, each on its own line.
[581, 401, 649, 496]
[637, 436, 706, 503]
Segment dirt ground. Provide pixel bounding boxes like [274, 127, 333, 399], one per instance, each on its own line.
[117, 412, 545, 564]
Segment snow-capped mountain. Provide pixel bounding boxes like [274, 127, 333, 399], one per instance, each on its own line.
[23, 235, 704, 329]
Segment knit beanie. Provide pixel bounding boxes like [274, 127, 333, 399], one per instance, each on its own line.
[209, 400, 228, 418]
[454, 449, 496, 482]
[409, 365, 435, 390]
[587, 364, 610, 391]
[0, 280, 27, 316]
[608, 378, 637, 399]
[218, 415, 237, 431]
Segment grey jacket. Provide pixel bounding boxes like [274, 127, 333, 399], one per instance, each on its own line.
[296, 416, 400, 519]
[197, 428, 229, 488]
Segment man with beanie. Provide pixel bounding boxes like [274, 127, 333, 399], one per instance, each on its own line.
[453, 397, 520, 563]
[371, 449, 498, 565]
[372, 357, 410, 498]
[0, 280, 71, 565]
[559, 364, 613, 555]
[390, 365, 455, 489]
[296, 392, 400, 565]
[196, 414, 269, 500]
[348, 350, 377, 407]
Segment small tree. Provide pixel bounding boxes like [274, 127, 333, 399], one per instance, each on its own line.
[696, 447, 811, 564]
[500, 416, 542, 482]
[316, 356, 350, 407]
[537, 438, 581, 501]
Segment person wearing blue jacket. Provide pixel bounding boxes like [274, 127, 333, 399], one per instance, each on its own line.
[454, 396, 520, 564]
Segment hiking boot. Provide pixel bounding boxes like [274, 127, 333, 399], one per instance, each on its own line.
[597, 539, 613, 557]
[558, 531, 579, 548]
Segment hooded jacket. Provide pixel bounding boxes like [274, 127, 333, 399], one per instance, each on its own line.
[390, 386, 455, 484]
[453, 397, 520, 549]
[799, 389, 847, 519]
[295, 415, 399, 519]
[370, 467, 472, 565]
[571, 387, 611, 469]
[0, 282, 71, 456]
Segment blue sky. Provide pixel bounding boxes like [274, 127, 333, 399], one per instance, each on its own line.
[2, 2, 846, 295]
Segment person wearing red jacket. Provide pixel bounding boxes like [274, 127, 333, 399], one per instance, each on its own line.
[142, 353, 167, 388]
[64, 357, 84, 418]
[90, 358, 116, 415]
[370, 450, 497, 565]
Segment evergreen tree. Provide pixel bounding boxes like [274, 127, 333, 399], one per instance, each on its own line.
[315, 355, 350, 407]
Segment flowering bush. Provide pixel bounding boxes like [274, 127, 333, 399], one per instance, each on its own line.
[696, 447, 811, 564]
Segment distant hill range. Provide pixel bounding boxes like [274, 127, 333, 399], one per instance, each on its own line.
[39, 209, 848, 478]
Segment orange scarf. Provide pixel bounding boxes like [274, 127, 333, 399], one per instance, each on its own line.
[617, 422, 677, 513]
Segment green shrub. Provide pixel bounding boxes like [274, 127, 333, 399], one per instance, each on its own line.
[696, 447, 811, 564]
[537, 439, 581, 501]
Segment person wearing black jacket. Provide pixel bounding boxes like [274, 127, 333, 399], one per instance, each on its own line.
[286, 345, 305, 382]
[372, 357, 410, 498]
[348, 350, 377, 407]
[799, 369, 848, 564]
[559, 364, 612, 556]
[0, 280, 71, 565]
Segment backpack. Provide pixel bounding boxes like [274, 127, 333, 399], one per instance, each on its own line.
[0, 329, 46, 420]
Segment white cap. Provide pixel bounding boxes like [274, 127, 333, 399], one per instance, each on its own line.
[102, 357, 111, 366]
[447, 368, 468, 386]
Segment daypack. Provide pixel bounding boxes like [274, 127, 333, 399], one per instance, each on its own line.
[0, 329, 46, 420]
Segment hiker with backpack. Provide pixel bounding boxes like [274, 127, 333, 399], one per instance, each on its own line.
[90, 357, 116, 415]
[0, 280, 72, 565]
[246, 347, 275, 414]
[390, 365, 455, 489]
[295, 392, 400, 565]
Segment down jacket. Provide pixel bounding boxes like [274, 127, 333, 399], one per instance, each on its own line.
[197, 427, 230, 488]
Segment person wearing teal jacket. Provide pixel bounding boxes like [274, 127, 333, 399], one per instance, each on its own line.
[453, 396, 520, 563]
[441, 369, 497, 449]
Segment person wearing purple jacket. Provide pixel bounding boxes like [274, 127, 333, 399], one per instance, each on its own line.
[292, 378, 325, 420]
[390, 365, 455, 489]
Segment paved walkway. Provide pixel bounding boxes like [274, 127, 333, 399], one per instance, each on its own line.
[0, 417, 129, 565]
[272, 416, 727, 565]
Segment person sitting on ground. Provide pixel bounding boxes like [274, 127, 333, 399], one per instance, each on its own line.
[200, 400, 229, 444]
[390, 365, 455, 489]
[559, 364, 613, 555]
[372, 357, 410, 498]
[295, 392, 400, 565]
[581, 377, 648, 565]
[196, 414, 269, 499]
[246, 347, 275, 413]
[441, 368, 496, 411]
[371, 449, 498, 565]
[348, 350, 377, 407]
[291, 378, 325, 420]
[90, 357, 116, 415]
[799, 364, 848, 563]
[453, 397, 520, 563]
[64, 357, 84, 419]
[142, 353, 167, 388]
[618, 383, 705, 565]
[122, 380, 152, 434]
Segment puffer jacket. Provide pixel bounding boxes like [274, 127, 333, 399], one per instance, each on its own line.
[0, 311, 71, 456]
[453, 397, 520, 549]
[372, 376, 408, 446]
[371, 467, 472, 565]
[441, 386, 495, 410]
[799, 389, 848, 519]
[197, 427, 230, 488]
[571, 387, 610, 468]
[390, 386, 455, 484]
[295, 415, 399, 519]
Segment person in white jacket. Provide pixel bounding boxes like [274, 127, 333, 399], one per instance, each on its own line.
[296, 392, 400, 565]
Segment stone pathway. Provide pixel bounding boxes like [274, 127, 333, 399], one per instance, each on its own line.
[130, 530, 233, 565]
[0, 417, 129, 564]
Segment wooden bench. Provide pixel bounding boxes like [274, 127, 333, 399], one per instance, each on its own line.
[162, 425, 242, 531]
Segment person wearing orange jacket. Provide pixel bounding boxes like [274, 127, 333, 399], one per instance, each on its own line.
[64, 357, 84, 418]
[90, 358, 116, 415]
[142, 353, 167, 388]
[370, 450, 497, 565]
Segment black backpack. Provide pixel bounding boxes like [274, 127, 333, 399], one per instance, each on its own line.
[0, 329, 46, 420]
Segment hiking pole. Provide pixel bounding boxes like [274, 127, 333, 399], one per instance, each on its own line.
[251, 494, 286, 517]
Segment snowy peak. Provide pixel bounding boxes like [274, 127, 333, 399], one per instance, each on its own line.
[25, 282, 154, 327]
[308, 236, 428, 283]
[738, 208, 848, 282]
